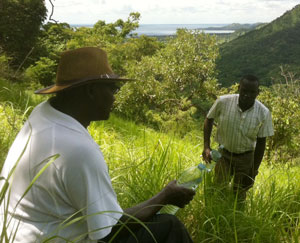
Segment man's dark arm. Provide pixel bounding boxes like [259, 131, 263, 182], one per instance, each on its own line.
[202, 117, 214, 162]
[253, 137, 266, 175]
[101, 180, 195, 241]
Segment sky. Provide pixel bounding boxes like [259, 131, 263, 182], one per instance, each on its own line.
[45, 0, 300, 25]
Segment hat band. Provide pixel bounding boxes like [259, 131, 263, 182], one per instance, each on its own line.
[57, 74, 120, 86]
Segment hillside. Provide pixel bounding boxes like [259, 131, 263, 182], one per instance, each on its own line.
[202, 23, 265, 31]
[216, 4, 300, 86]
[1, 78, 300, 243]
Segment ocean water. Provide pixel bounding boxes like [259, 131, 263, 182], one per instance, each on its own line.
[72, 24, 234, 36]
[134, 24, 233, 36]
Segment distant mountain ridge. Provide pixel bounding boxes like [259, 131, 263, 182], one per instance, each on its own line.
[216, 4, 300, 86]
[201, 23, 265, 31]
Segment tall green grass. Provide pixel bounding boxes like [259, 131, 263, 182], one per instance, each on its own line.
[1, 79, 299, 242]
[90, 118, 300, 243]
[0, 78, 45, 167]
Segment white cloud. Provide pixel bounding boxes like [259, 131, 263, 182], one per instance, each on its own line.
[45, 0, 299, 24]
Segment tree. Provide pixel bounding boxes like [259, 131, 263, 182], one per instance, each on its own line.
[0, 0, 47, 68]
[37, 22, 74, 60]
[93, 12, 140, 42]
[66, 12, 160, 76]
[115, 29, 219, 132]
[67, 12, 141, 50]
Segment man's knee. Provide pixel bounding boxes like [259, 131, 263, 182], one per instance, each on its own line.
[151, 214, 192, 243]
[155, 214, 183, 228]
[235, 172, 255, 190]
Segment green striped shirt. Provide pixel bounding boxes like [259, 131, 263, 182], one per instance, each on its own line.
[207, 94, 274, 153]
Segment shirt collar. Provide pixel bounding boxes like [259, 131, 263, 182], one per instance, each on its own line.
[236, 94, 256, 113]
[37, 100, 91, 137]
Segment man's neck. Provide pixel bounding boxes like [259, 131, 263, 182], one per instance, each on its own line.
[238, 102, 254, 112]
[49, 98, 90, 128]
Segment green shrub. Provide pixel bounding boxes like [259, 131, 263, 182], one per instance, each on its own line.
[258, 69, 300, 161]
[0, 51, 19, 82]
[115, 29, 219, 132]
[25, 57, 57, 87]
[0, 52, 11, 79]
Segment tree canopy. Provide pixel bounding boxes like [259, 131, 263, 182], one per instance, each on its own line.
[0, 0, 47, 68]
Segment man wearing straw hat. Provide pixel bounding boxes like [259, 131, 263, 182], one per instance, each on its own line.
[1, 47, 195, 242]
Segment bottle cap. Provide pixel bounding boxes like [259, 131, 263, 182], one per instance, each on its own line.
[198, 163, 207, 170]
[210, 149, 222, 162]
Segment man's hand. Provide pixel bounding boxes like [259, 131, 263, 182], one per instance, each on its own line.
[162, 180, 195, 208]
[106, 180, 195, 240]
[202, 147, 212, 163]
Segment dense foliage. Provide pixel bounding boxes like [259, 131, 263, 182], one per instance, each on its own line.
[217, 4, 300, 86]
[115, 29, 219, 132]
[24, 13, 164, 88]
[13, 13, 219, 132]
[0, 0, 47, 68]
[259, 69, 300, 161]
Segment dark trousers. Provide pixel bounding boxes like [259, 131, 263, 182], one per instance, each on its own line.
[214, 149, 255, 199]
[100, 214, 193, 243]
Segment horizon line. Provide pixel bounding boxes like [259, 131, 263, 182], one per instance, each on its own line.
[69, 22, 266, 26]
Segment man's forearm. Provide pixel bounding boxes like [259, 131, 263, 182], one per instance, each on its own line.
[104, 180, 195, 240]
[106, 189, 166, 237]
[103, 190, 166, 241]
[122, 190, 167, 222]
[254, 137, 266, 171]
[204, 118, 214, 149]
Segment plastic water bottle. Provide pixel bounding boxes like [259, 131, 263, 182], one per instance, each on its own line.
[158, 149, 222, 215]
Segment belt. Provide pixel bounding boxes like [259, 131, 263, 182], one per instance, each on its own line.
[222, 148, 254, 156]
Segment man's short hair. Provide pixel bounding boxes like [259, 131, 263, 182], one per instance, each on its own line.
[240, 74, 259, 85]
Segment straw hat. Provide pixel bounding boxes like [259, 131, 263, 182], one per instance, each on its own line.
[35, 47, 133, 94]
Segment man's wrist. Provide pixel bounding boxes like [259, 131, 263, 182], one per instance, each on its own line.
[159, 186, 171, 206]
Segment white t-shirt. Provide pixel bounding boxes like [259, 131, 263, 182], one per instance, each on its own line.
[207, 94, 274, 153]
[0, 100, 123, 242]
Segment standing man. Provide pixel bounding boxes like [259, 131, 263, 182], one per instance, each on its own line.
[202, 75, 274, 199]
[1, 47, 195, 242]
